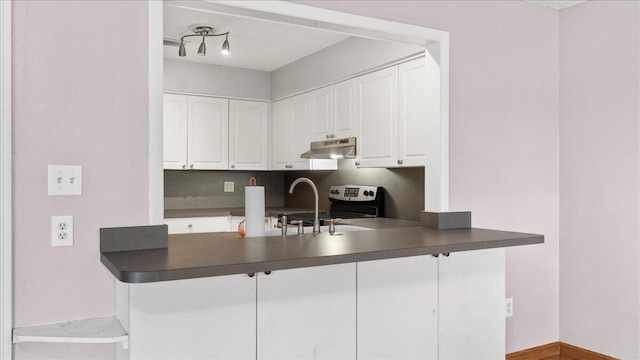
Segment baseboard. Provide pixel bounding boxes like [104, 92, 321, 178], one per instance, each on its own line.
[506, 342, 560, 360]
[560, 342, 618, 360]
[506, 342, 618, 360]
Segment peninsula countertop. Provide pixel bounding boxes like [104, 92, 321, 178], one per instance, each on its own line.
[100, 218, 544, 284]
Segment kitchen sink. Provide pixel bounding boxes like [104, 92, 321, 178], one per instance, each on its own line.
[260, 225, 372, 237]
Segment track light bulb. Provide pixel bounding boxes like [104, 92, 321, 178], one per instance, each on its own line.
[221, 35, 230, 55]
[178, 41, 186, 57]
[198, 37, 206, 56]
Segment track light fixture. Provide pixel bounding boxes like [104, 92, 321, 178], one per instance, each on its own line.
[178, 26, 230, 57]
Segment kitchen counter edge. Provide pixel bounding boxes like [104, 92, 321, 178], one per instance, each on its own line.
[100, 218, 543, 284]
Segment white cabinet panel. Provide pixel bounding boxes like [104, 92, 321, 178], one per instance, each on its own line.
[310, 86, 333, 142]
[439, 248, 506, 359]
[356, 66, 399, 168]
[355, 59, 428, 168]
[164, 216, 230, 234]
[188, 96, 229, 170]
[310, 79, 357, 143]
[129, 275, 256, 360]
[333, 79, 357, 140]
[257, 264, 356, 360]
[271, 99, 291, 170]
[229, 100, 269, 170]
[162, 94, 188, 170]
[291, 94, 311, 170]
[399, 57, 428, 167]
[358, 256, 438, 360]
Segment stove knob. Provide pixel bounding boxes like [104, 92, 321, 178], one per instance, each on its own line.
[363, 190, 370, 196]
[369, 191, 375, 197]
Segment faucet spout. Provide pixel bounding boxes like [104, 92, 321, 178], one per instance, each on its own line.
[289, 177, 320, 234]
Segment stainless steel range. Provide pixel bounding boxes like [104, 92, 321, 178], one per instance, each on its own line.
[279, 185, 385, 226]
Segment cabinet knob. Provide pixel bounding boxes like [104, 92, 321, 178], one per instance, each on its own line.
[189, 164, 194, 169]
[188, 224, 193, 228]
[264, 271, 272, 275]
[182, 164, 187, 169]
[247, 272, 255, 278]
[231, 164, 235, 169]
[355, 161, 360, 166]
[397, 159, 404, 165]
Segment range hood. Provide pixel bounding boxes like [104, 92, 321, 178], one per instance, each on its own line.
[300, 137, 357, 159]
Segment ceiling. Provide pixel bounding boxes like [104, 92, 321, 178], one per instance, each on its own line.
[163, 4, 350, 72]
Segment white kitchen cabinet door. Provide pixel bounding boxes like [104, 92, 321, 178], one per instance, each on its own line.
[309, 86, 334, 142]
[129, 275, 256, 360]
[290, 94, 312, 170]
[333, 78, 357, 140]
[229, 100, 269, 170]
[163, 94, 188, 170]
[357, 255, 438, 360]
[356, 66, 399, 168]
[399, 58, 428, 167]
[164, 216, 230, 234]
[257, 263, 356, 360]
[271, 99, 292, 170]
[309, 79, 357, 143]
[438, 248, 506, 359]
[188, 96, 229, 170]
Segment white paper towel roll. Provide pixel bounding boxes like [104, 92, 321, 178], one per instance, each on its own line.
[244, 186, 265, 237]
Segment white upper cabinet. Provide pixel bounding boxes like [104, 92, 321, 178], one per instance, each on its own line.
[356, 66, 399, 168]
[271, 98, 292, 170]
[309, 79, 357, 142]
[163, 94, 269, 171]
[163, 94, 188, 170]
[229, 100, 269, 170]
[272, 95, 310, 170]
[188, 96, 229, 170]
[398, 57, 428, 167]
[356, 58, 427, 168]
[334, 79, 357, 140]
[290, 94, 312, 170]
[163, 94, 229, 170]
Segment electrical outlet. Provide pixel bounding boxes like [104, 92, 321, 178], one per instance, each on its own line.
[505, 298, 513, 317]
[51, 216, 73, 246]
[48, 165, 83, 195]
[224, 181, 234, 193]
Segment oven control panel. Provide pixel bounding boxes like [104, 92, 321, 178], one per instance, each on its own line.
[329, 185, 380, 201]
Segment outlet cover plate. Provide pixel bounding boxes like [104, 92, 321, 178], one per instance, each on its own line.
[224, 181, 234, 193]
[51, 215, 73, 246]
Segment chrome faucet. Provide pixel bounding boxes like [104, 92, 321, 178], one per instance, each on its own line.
[288, 177, 320, 234]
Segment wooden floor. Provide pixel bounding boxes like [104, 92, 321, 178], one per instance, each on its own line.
[506, 342, 618, 360]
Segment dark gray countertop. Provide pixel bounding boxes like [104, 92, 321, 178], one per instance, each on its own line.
[101, 218, 543, 284]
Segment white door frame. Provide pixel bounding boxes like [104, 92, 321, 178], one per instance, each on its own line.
[1, 1, 12, 358]
[154, 0, 450, 213]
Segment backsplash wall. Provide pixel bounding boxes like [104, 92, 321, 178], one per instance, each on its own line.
[284, 160, 424, 221]
[164, 170, 285, 210]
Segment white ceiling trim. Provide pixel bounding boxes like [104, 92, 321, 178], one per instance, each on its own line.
[525, 0, 588, 10]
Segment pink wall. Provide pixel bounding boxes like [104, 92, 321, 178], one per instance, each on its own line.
[559, 1, 640, 358]
[299, 1, 560, 353]
[12, 1, 148, 358]
[11, 0, 563, 357]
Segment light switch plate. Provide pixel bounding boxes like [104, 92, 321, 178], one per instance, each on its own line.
[48, 165, 82, 195]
